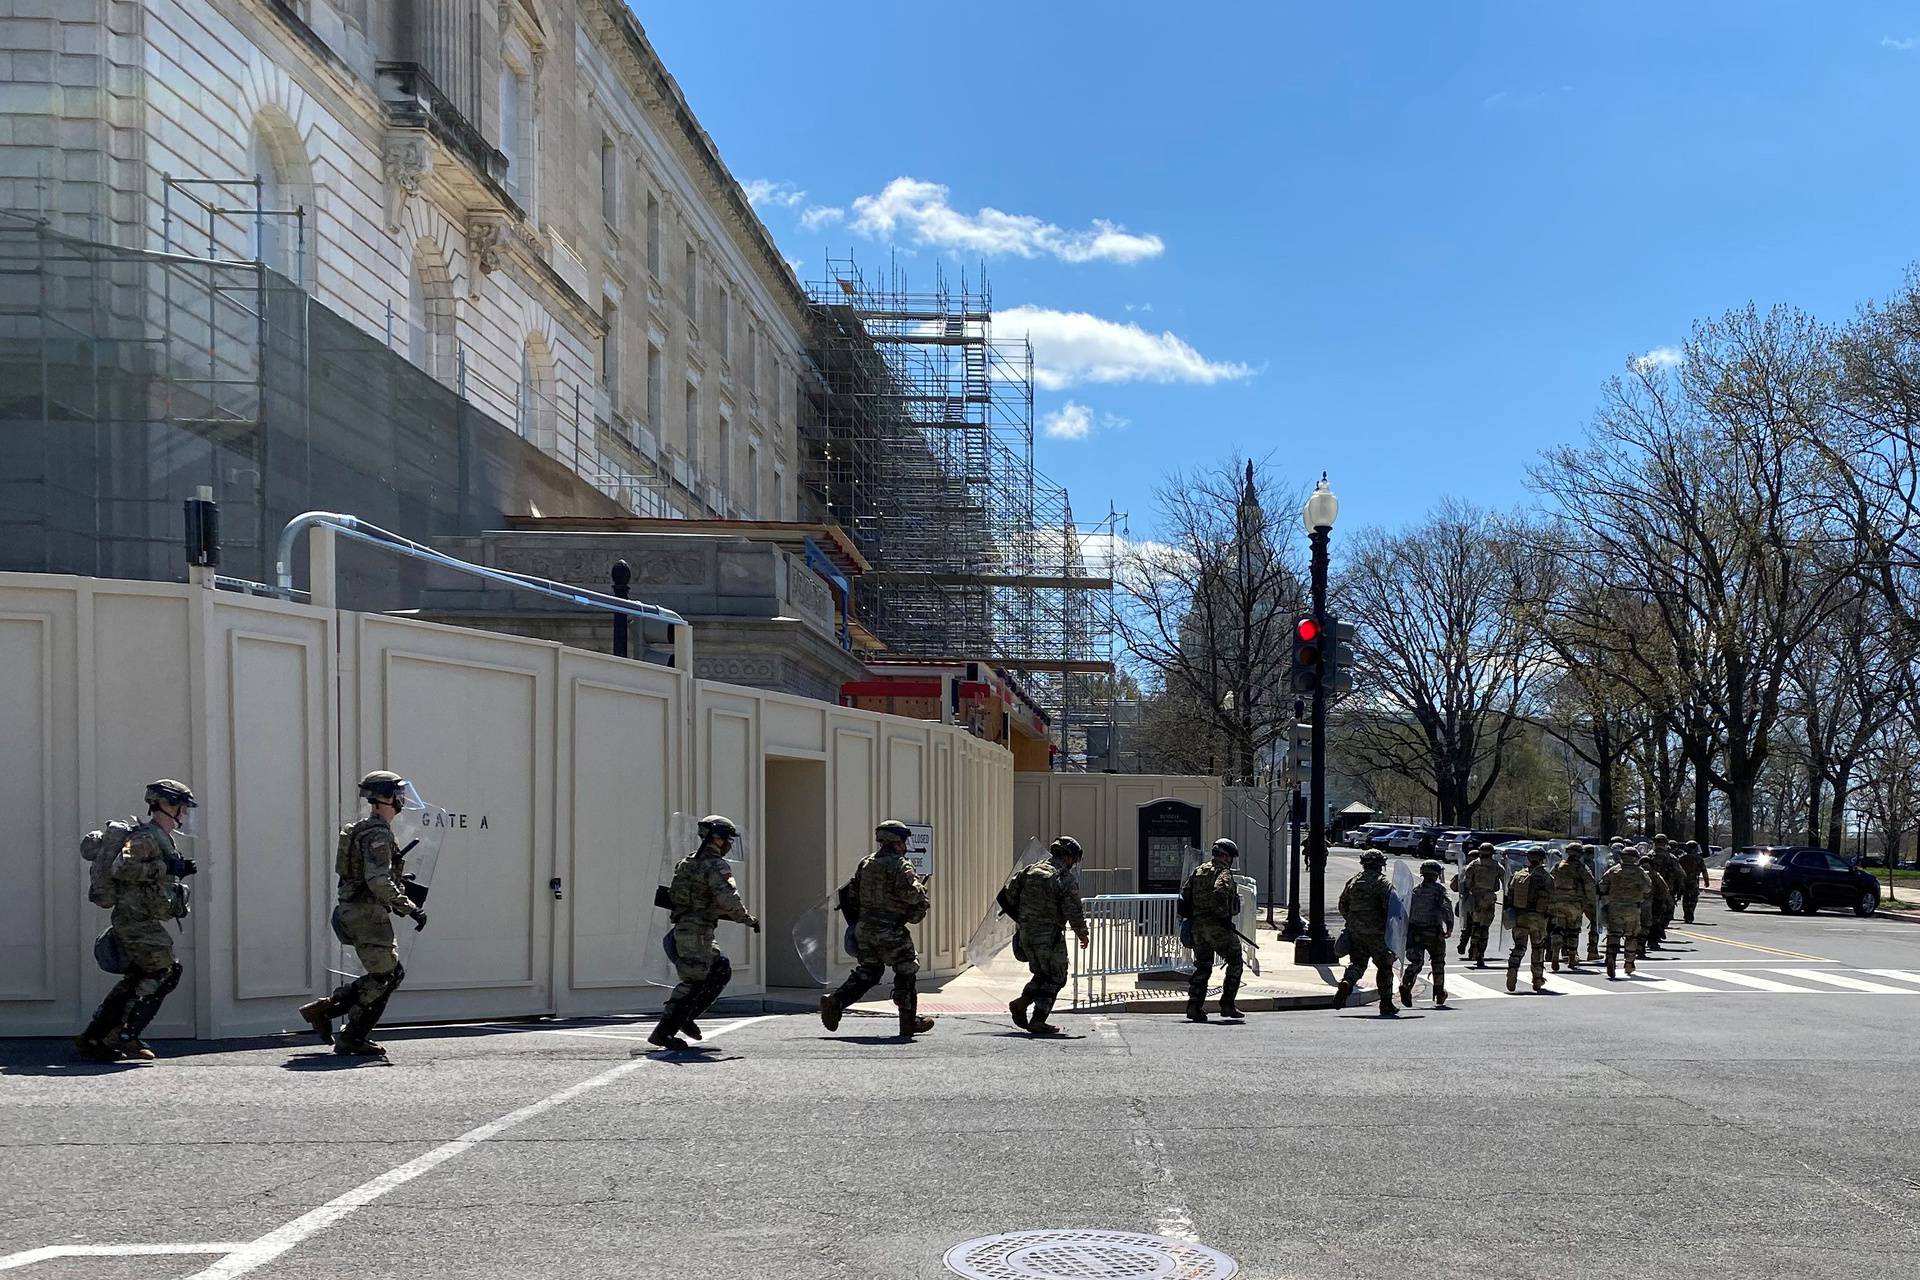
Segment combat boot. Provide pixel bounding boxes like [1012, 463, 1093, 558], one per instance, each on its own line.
[1379, 992, 1399, 1017]
[297, 999, 335, 1044]
[1433, 983, 1448, 1009]
[1624, 950, 1637, 977]
[1550, 954, 1560, 973]
[819, 994, 842, 1032]
[1605, 938, 1619, 980]
[681, 1020, 703, 1041]
[1007, 996, 1030, 1030]
[334, 1003, 387, 1057]
[1027, 994, 1063, 1037]
[1398, 975, 1414, 1007]
[898, 996, 934, 1038]
[1219, 976, 1244, 1020]
[1331, 979, 1353, 1010]
[73, 1036, 122, 1062]
[646, 999, 691, 1051]
[1185, 997, 1209, 1023]
[1505, 964, 1519, 993]
[1532, 975, 1547, 992]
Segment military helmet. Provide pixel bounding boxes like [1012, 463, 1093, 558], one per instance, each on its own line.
[1620, 846, 1642, 861]
[1049, 835, 1084, 859]
[1527, 847, 1546, 862]
[698, 814, 741, 841]
[144, 778, 198, 809]
[1565, 842, 1586, 855]
[1475, 842, 1496, 856]
[875, 819, 912, 844]
[1212, 837, 1240, 860]
[1360, 849, 1386, 867]
[1420, 860, 1444, 878]
[1685, 839, 1701, 851]
[356, 770, 407, 802]
[1653, 833, 1670, 845]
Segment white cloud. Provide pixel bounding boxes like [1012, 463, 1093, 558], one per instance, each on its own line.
[848, 177, 1164, 265]
[996, 305, 1253, 390]
[743, 178, 806, 209]
[1633, 345, 1684, 371]
[1124, 302, 1154, 314]
[799, 205, 844, 230]
[1041, 401, 1094, 440]
[1882, 35, 1916, 50]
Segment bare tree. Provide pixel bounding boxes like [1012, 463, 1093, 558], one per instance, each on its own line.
[1337, 499, 1545, 825]
[1115, 457, 1303, 784]
[1531, 305, 1854, 849]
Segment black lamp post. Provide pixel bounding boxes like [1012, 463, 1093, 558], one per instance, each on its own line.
[1295, 473, 1340, 965]
[1280, 695, 1306, 940]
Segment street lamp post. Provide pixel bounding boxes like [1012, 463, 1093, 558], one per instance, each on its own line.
[1281, 695, 1306, 940]
[1295, 474, 1339, 965]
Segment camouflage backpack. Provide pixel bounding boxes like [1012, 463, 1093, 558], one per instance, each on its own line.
[80, 818, 138, 909]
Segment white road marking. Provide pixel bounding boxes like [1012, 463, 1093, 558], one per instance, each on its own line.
[1095, 1016, 1196, 1243]
[1444, 975, 1506, 999]
[1682, 969, 1822, 993]
[1772, 969, 1918, 994]
[1537, 977, 1611, 996]
[1862, 969, 1920, 987]
[1620, 974, 1717, 994]
[179, 1016, 774, 1280]
[0, 1243, 247, 1272]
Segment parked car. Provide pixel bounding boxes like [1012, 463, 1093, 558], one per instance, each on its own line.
[1341, 822, 1397, 848]
[1440, 829, 1521, 863]
[1720, 846, 1881, 917]
[1387, 826, 1441, 854]
[1365, 827, 1407, 850]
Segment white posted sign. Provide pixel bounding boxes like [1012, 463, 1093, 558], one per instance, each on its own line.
[904, 823, 935, 878]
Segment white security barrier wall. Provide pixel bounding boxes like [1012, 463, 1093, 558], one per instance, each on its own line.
[0, 573, 1011, 1039]
[1013, 772, 1225, 895]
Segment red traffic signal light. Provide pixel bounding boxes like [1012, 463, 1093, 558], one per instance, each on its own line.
[1296, 617, 1321, 643]
[1291, 616, 1323, 691]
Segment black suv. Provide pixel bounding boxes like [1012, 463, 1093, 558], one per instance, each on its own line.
[1720, 846, 1881, 917]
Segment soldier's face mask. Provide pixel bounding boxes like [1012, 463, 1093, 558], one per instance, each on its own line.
[170, 801, 198, 838]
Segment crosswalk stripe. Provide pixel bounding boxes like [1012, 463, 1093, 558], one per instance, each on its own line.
[1861, 969, 1920, 987]
[1445, 975, 1506, 1000]
[1539, 976, 1611, 995]
[1618, 973, 1716, 993]
[1774, 969, 1918, 994]
[1682, 968, 1822, 993]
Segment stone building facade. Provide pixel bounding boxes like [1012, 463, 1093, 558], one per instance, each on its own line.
[1, 0, 805, 522]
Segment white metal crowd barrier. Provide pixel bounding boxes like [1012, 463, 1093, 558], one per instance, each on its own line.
[1068, 875, 1262, 1010]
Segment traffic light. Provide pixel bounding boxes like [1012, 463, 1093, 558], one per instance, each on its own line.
[1323, 618, 1357, 695]
[1289, 616, 1322, 693]
[1284, 721, 1311, 773]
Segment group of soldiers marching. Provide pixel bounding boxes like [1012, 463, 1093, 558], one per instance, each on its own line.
[1329, 835, 1713, 1016]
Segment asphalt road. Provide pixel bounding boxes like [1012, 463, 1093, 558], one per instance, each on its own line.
[5, 877, 1920, 1280]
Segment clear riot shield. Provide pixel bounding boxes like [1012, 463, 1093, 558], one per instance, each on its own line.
[1231, 873, 1263, 978]
[328, 792, 449, 983]
[1386, 859, 1414, 960]
[964, 837, 1047, 973]
[791, 890, 855, 987]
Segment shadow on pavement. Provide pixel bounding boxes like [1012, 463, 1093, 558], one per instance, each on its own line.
[1, 1056, 150, 1078]
[281, 1051, 390, 1071]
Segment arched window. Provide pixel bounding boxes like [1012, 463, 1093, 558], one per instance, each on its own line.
[518, 334, 556, 450]
[245, 110, 314, 286]
[405, 237, 456, 382]
[251, 126, 288, 274]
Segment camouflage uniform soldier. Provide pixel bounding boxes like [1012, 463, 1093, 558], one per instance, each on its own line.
[1601, 847, 1653, 979]
[1647, 835, 1686, 945]
[1004, 836, 1089, 1036]
[1398, 860, 1454, 1009]
[1547, 845, 1590, 973]
[298, 771, 429, 1058]
[1569, 842, 1602, 961]
[648, 815, 761, 1051]
[1181, 838, 1248, 1023]
[1677, 840, 1711, 923]
[820, 820, 936, 1039]
[1450, 844, 1504, 968]
[1334, 849, 1398, 1016]
[75, 780, 199, 1061]
[1639, 842, 1676, 952]
[1505, 848, 1552, 993]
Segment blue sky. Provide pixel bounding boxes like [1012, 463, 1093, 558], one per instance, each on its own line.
[639, 4, 1920, 545]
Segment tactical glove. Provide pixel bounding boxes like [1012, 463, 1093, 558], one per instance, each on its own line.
[409, 909, 429, 931]
[748, 917, 762, 933]
[164, 854, 198, 877]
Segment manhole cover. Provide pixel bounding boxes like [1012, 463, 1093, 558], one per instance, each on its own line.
[944, 1230, 1238, 1280]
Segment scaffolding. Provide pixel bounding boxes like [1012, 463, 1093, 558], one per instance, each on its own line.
[801, 255, 1117, 767]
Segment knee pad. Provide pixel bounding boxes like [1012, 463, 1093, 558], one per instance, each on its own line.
[710, 954, 732, 985]
[156, 962, 184, 996]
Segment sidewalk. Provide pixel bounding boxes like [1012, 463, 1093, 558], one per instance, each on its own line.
[830, 923, 1350, 1019]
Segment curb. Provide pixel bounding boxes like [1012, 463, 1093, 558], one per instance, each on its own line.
[1705, 885, 1920, 924]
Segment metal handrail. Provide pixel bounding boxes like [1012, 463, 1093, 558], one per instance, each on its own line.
[273, 511, 687, 628]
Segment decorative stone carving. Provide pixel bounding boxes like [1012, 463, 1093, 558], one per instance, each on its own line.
[466, 214, 509, 298]
[383, 129, 431, 231]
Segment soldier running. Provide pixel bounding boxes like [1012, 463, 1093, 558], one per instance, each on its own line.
[820, 820, 935, 1040]
[1000, 836, 1089, 1036]
[1398, 860, 1454, 1009]
[649, 815, 760, 1051]
[1181, 838, 1248, 1023]
[299, 771, 429, 1058]
[1334, 849, 1398, 1016]
[1506, 848, 1552, 992]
